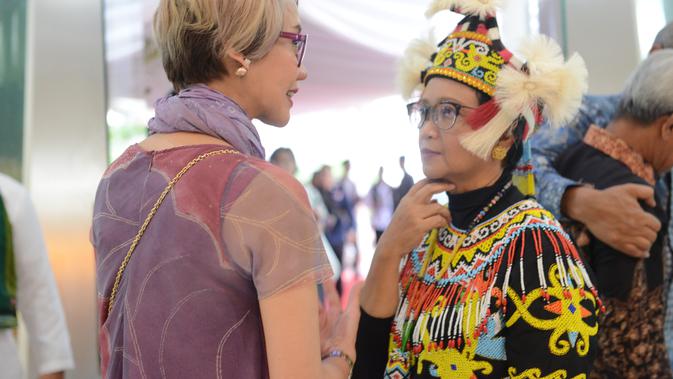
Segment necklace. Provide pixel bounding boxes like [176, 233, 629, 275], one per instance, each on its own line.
[464, 180, 513, 232]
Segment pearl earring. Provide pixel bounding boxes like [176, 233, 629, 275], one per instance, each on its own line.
[235, 58, 252, 77]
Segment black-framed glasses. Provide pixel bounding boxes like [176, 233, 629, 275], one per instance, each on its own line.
[279, 31, 308, 67]
[406, 100, 476, 130]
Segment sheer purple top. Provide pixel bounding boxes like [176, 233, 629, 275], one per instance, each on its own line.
[92, 144, 331, 378]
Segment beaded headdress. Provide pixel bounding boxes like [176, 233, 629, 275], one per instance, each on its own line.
[399, 0, 588, 195]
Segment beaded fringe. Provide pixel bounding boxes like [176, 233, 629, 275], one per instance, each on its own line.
[393, 222, 603, 359]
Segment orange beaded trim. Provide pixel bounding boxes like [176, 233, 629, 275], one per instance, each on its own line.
[425, 67, 496, 96]
[449, 31, 493, 45]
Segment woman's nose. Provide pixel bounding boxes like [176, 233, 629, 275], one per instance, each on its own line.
[419, 118, 437, 139]
[297, 65, 308, 81]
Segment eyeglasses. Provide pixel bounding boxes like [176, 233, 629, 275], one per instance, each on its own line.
[279, 31, 308, 67]
[406, 100, 476, 130]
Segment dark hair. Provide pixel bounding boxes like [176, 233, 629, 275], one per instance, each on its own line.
[269, 147, 295, 165]
[475, 90, 491, 106]
[503, 117, 527, 173]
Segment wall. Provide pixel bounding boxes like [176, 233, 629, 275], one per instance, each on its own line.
[0, 0, 26, 180]
[23, 0, 108, 377]
[565, 0, 641, 94]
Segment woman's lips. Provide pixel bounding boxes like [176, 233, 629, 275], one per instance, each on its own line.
[420, 148, 441, 158]
[287, 89, 298, 106]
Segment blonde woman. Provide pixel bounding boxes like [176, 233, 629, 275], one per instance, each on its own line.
[91, 1, 358, 378]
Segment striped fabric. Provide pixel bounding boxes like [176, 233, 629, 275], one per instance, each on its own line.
[0, 192, 16, 329]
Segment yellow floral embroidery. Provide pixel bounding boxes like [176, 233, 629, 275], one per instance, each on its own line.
[506, 264, 597, 356]
[416, 327, 493, 378]
[508, 367, 587, 379]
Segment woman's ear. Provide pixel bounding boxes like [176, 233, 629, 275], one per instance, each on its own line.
[225, 49, 252, 78]
[496, 131, 515, 149]
[226, 50, 248, 67]
[491, 131, 516, 161]
[660, 113, 673, 140]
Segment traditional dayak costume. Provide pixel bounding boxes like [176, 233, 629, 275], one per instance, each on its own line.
[353, 1, 602, 378]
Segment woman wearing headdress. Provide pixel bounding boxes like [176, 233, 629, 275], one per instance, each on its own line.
[353, 1, 601, 378]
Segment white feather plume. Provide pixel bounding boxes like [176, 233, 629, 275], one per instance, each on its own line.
[426, 0, 460, 18]
[426, 0, 503, 19]
[397, 36, 436, 100]
[458, 0, 503, 19]
[517, 35, 563, 70]
[495, 35, 588, 129]
[543, 52, 588, 127]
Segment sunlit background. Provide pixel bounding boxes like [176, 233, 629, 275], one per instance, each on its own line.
[0, 0, 671, 377]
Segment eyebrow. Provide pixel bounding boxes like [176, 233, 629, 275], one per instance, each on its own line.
[436, 96, 462, 104]
[419, 97, 458, 105]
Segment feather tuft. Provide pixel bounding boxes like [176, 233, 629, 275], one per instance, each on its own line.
[457, 0, 503, 19]
[397, 36, 436, 100]
[426, 0, 460, 18]
[495, 35, 588, 130]
[426, 0, 503, 19]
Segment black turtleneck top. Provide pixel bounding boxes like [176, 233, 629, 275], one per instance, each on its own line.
[448, 172, 518, 230]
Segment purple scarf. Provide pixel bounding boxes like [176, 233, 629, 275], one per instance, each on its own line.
[148, 84, 265, 159]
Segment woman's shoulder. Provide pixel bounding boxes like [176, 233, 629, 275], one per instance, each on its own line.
[239, 158, 312, 207]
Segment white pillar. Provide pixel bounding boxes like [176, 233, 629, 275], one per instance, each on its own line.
[565, 0, 640, 94]
[23, 0, 108, 377]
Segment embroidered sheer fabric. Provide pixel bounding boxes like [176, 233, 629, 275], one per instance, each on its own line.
[92, 144, 332, 378]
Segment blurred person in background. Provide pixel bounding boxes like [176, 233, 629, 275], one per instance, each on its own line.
[269, 148, 342, 283]
[336, 160, 361, 276]
[365, 167, 394, 244]
[393, 156, 415, 210]
[314, 165, 349, 293]
[91, 1, 359, 378]
[0, 173, 74, 379]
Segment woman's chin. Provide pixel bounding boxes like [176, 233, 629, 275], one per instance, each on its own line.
[422, 165, 447, 181]
[260, 113, 290, 128]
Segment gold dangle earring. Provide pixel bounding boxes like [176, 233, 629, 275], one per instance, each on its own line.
[235, 58, 252, 77]
[491, 145, 508, 161]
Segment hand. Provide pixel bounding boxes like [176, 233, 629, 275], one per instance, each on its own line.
[319, 280, 362, 362]
[563, 183, 661, 257]
[377, 179, 454, 259]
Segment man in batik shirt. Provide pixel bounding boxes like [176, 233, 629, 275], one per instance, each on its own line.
[531, 22, 673, 366]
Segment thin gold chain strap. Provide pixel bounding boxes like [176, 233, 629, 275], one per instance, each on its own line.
[107, 149, 239, 315]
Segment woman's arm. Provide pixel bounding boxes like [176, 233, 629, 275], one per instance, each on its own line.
[361, 179, 453, 317]
[260, 282, 360, 379]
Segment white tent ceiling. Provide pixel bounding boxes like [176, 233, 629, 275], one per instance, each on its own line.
[104, 0, 532, 115]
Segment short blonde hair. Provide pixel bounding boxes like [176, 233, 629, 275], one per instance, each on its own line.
[153, 0, 292, 91]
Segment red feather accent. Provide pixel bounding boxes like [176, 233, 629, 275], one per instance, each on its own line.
[465, 99, 500, 129]
[500, 49, 513, 62]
